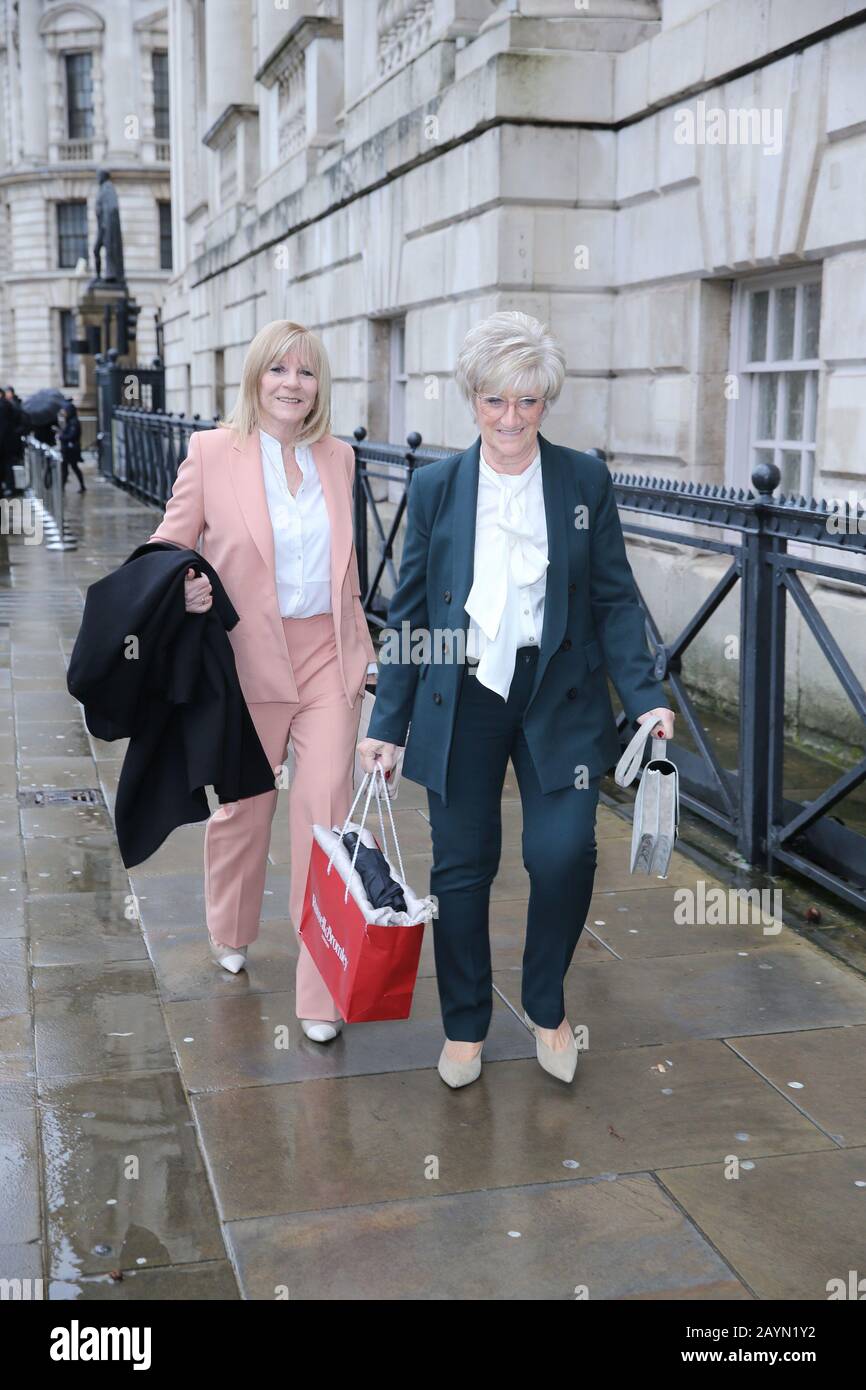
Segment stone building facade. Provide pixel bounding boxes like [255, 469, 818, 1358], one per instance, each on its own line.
[0, 0, 173, 422]
[14, 0, 866, 749]
[159, 0, 866, 751]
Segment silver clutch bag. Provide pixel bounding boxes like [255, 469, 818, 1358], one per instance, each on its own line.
[614, 720, 679, 878]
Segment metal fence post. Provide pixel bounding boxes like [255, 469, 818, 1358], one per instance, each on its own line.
[24, 437, 77, 552]
[737, 460, 783, 865]
[353, 426, 369, 601]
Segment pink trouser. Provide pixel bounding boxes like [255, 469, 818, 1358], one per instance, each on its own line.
[204, 612, 363, 1021]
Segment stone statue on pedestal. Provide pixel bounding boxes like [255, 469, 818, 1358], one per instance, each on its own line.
[93, 170, 126, 286]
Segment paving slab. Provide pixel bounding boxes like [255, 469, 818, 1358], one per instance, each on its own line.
[225, 1174, 753, 1301]
[0, 938, 29, 1015]
[657, 1147, 866, 1301]
[0, 1102, 41, 1244]
[725, 1025, 866, 1145]
[0, 1010, 35, 1103]
[166, 976, 534, 1093]
[24, 833, 130, 894]
[19, 801, 115, 838]
[49, 1259, 240, 1300]
[17, 756, 101, 791]
[0, 1242, 43, 1288]
[190, 1038, 834, 1223]
[560, 939, 866, 1049]
[39, 1070, 226, 1281]
[32, 959, 175, 1079]
[585, 883, 784, 957]
[145, 915, 300, 1003]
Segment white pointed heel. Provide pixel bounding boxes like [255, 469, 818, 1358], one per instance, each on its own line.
[208, 933, 248, 975]
[524, 1010, 578, 1083]
[300, 1019, 343, 1042]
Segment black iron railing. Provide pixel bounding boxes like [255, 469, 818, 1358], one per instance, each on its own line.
[96, 361, 167, 479]
[23, 436, 77, 552]
[110, 407, 218, 506]
[108, 407, 866, 910]
[349, 427, 455, 623]
[611, 461, 866, 911]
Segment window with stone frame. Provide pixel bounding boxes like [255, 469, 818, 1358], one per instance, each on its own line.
[158, 201, 173, 271]
[56, 201, 88, 269]
[65, 52, 94, 139]
[730, 270, 821, 499]
[152, 51, 170, 141]
[59, 310, 78, 388]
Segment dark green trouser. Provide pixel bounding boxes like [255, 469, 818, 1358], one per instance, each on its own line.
[426, 646, 600, 1041]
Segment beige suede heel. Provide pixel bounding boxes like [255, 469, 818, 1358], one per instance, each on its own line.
[523, 1011, 578, 1083]
[437, 1042, 483, 1088]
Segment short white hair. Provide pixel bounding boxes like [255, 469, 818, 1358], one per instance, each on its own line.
[455, 311, 566, 413]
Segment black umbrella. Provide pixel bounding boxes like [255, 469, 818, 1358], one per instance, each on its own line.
[341, 832, 407, 913]
[21, 388, 68, 427]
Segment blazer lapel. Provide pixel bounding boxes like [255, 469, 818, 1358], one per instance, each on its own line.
[312, 436, 352, 610]
[526, 432, 567, 707]
[451, 435, 482, 634]
[229, 430, 275, 576]
[229, 432, 352, 608]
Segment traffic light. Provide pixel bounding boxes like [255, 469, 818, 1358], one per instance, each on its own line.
[117, 301, 128, 353]
[116, 299, 141, 356]
[126, 300, 141, 345]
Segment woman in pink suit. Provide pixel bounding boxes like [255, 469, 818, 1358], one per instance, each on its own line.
[148, 320, 378, 1041]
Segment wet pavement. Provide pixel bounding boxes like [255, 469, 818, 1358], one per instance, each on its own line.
[2, 459, 865, 1301]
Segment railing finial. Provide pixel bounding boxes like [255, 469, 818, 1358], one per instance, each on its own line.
[751, 459, 780, 498]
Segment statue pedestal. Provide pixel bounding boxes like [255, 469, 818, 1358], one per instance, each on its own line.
[76, 285, 132, 410]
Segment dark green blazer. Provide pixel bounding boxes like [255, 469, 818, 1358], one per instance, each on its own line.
[366, 432, 667, 806]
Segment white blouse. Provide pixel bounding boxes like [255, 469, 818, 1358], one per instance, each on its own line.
[260, 429, 378, 678]
[260, 428, 332, 618]
[464, 445, 549, 701]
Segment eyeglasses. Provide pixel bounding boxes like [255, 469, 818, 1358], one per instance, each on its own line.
[475, 393, 546, 418]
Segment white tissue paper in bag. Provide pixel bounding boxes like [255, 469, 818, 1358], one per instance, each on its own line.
[313, 821, 437, 927]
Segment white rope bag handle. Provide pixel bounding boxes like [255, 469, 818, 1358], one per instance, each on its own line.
[326, 764, 406, 904]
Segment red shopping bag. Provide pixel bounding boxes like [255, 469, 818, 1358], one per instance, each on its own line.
[301, 761, 430, 1023]
[300, 836, 424, 1022]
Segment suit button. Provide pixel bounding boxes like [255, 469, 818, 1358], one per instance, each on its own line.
[443, 590, 451, 602]
[566, 687, 578, 700]
[568, 582, 577, 594]
[560, 638, 572, 651]
[433, 692, 442, 705]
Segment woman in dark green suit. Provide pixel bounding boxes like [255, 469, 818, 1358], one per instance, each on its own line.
[358, 311, 674, 1088]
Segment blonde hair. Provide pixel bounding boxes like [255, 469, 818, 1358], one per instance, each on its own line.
[455, 310, 566, 416]
[221, 320, 332, 443]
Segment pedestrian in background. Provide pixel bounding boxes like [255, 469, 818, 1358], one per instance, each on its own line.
[58, 399, 86, 492]
[0, 386, 22, 498]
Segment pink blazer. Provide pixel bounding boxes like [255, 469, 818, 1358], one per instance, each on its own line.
[147, 426, 377, 706]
